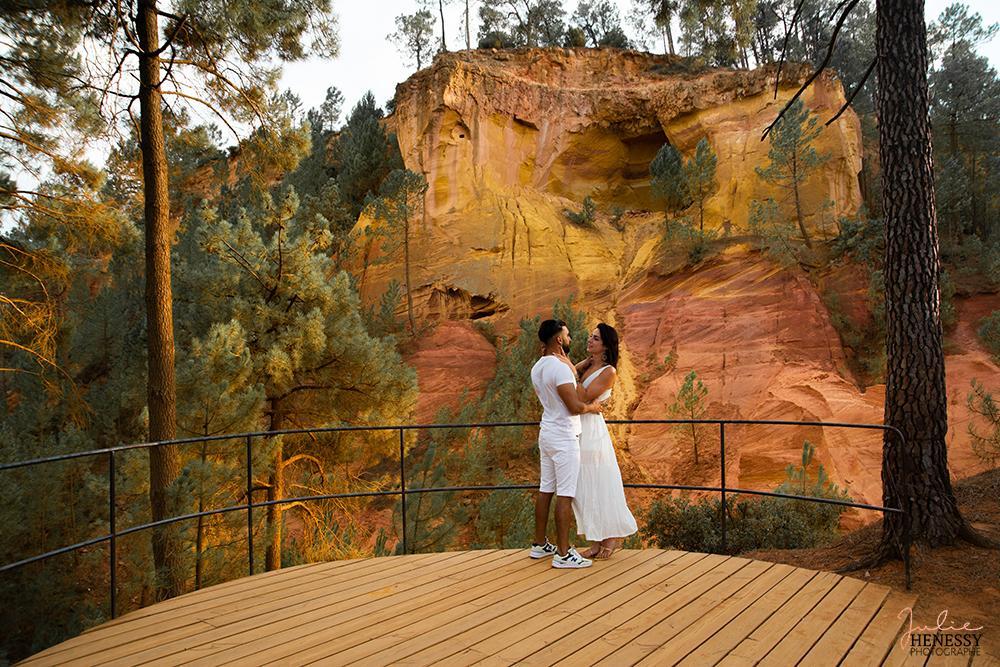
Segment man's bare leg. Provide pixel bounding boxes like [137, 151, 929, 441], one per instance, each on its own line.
[555, 495, 574, 555]
[534, 491, 554, 545]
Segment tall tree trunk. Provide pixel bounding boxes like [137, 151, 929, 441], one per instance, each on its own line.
[465, 0, 470, 49]
[876, 0, 970, 554]
[137, 0, 183, 600]
[666, 22, 675, 55]
[404, 211, 416, 336]
[265, 404, 284, 570]
[439, 0, 447, 52]
[792, 181, 813, 248]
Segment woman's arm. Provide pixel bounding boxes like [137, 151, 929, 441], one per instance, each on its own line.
[578, 366, 617, 402]
[575, 357, 592, 375]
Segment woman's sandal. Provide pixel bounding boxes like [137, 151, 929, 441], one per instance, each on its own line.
[595, 540, 620, 560]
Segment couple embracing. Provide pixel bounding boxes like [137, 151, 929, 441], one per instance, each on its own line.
[528, 318, 638, 569]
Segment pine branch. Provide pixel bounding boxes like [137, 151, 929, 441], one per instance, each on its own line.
[826, 56, 877, 126]
[762, 0, 861, 141]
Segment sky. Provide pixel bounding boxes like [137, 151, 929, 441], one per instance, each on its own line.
[277, 0, 1000, 123]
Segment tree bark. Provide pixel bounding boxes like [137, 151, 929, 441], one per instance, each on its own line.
[137, 0, 184, 600]
[877, 0, 968, 554]
[465, 0, 470, 49]
[438, 0, 447, 52]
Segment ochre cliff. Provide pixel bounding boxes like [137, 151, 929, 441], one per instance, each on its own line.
[365, 49, 995, 524]
[360, 48, 861, 326]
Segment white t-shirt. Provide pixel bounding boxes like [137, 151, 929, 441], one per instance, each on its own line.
[531, 355, 582, 441]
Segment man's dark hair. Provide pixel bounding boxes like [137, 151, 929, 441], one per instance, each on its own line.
[538, 319, 567, 344]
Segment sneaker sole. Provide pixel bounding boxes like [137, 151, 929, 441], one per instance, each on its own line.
[529, 552, 551, 559]
[551, 561, 593, 569]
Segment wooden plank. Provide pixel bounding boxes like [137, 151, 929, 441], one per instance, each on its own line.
[799, 582, 891, 666]
[22, 556, 392, 664]
[396, 550, 669, 665]
[677, 566, 819, 666]
[634, 562, 799, 666]
[547, 555, 755, 666]
[594, 559, 779, 666]
[30, 550, 477, 666]
[496, 551, 720, 667]
[309, 551, 652, 666]
[756, 575, 867, 667]
[441, 550, 694, 666]
[718, 570, 842, 667]
[840, 589, 918, 667]
[109, 550, 503, 667]
[170, 549, 538, 666]
[883, 622, 930, 667]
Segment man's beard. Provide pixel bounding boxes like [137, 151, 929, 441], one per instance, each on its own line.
[561, 341, 571, 353]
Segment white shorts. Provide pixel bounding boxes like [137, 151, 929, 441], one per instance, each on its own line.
[538, 433, 580, 498]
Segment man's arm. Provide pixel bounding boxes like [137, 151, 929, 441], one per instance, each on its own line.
[556, 383, 601, 415]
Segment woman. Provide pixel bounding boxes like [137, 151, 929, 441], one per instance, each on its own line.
[572, 323, 638, 559]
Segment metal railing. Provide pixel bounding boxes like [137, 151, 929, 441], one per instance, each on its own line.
[0, 418, 911, 619]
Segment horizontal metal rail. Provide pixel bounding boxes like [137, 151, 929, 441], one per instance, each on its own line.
[0, 418, 912, 620]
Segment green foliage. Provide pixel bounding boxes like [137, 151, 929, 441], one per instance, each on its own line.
[685, 138, 718, 233]
[473, 475, 535, 549]
[395, 439, 464, 554]
[756, 99, 831, 247]
[746, 197, 797, 266]
[831, 215, 885, 268]
[334, 92, 403, 219]
[650, 143, 690, 214]
[668, 370, 709, 464]
[477, 0, 566, 48]
[389, 10, 436, 70]
[978, 311, 1000, 362]
[643, 441, 852, 554]
[967, 379, 1000, 466]
[570, 1, 631, 48]
[564, 196, 597, 228]
[650, 138, 716, 234]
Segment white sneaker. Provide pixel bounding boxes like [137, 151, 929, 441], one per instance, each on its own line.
[529, 540, 558, 559]
[552, 547, 593, 569]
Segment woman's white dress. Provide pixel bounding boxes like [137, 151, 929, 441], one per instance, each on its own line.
[573, 365, 639, 541]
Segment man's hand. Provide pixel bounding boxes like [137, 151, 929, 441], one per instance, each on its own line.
[586, 400, 603, 414]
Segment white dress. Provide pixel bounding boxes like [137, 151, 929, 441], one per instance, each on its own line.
[572, 366, 639, 542]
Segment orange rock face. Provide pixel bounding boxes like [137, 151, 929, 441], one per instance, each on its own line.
[364, 49, 997, 527]
[358, 48, 861, 328]
[405, 321, 497, 424]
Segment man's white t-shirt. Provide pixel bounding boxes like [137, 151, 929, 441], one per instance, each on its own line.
[531, 355, 582, 441]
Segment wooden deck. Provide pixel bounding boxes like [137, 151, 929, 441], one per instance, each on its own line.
[18, 548, 982, 666]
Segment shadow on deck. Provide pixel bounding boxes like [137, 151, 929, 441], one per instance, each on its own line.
[22, 548, 933, 666]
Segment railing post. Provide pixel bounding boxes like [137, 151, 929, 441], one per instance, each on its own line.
[246, 434, 254, 577]
[720, 422, 727, 554]
[108, 450, 117, 619]
[399, 428, 408, 555]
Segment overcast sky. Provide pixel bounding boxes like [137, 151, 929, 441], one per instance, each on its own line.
[277, 0, 1000, 122]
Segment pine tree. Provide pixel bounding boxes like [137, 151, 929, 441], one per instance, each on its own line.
[756, 99, 830, 249]
[367, 169, 429, 337]
[685, 138, 718, 235]
[187, 187, 418, 570]
[389, 10, 437, 70]
[650, 143, 690, 215]
[335, 93, 403, 219]
[669, 370, 709, 464]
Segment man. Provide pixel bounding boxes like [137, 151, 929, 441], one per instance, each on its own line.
[529, 319, 602, 568]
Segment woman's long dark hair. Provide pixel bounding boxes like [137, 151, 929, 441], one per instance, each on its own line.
[597, 323, 619, 369]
